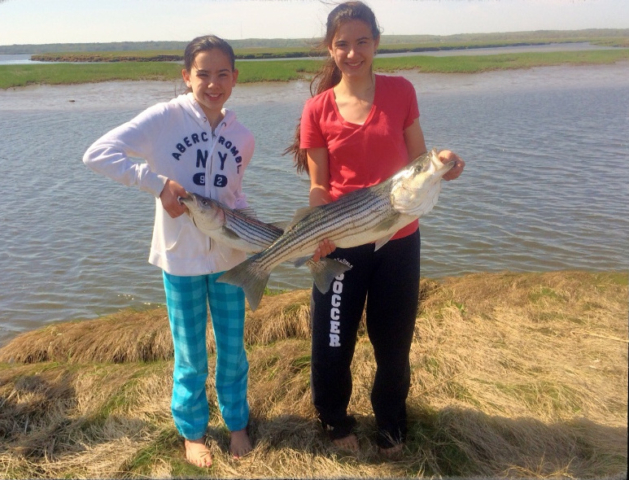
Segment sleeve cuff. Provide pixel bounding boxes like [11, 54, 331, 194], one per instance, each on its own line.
[146, 174, 168, 198]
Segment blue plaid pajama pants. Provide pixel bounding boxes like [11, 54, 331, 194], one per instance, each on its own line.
[163, 271, 250, 439]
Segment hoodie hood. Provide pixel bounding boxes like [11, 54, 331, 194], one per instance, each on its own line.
[175, 92, 237, 132]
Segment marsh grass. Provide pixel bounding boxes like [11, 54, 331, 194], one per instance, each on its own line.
[0, 62, 183, 89]
[24, 30, 629, 62]
[373, 49, 629, 74]
[0, 271, 626, 479]
[1, 49, 628, 89]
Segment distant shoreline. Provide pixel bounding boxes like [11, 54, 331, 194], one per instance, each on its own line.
[2, 28, 627, 55]
[1, 49, 628, 90]
[27, 41, 625, 63]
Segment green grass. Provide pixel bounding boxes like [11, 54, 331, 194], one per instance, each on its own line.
[2, 49, 628, 89]
[0, 62, 182, 88]
[30, 46, 323, 62]
[528, 286, 566, 304]
[237, 58, 322, 82]
[373, 49, 629, 73]
[123, 428, 184, 477]
[25, 32, 629, 62]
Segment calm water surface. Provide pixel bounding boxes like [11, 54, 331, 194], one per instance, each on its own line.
[0, 64, 627, 345]
[0, 54, 50, 65]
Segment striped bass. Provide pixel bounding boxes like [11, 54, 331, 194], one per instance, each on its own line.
[180, 192, 350, 291]
[179, 192, 283, 253]
[218, 149, 455, 311]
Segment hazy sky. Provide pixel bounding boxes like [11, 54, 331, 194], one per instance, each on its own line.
[0, 0, 627, 45]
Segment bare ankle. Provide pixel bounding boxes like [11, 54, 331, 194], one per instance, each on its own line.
[378, 442, 404, 457]
[184, 437, 212, 468]
[230, 428, 252, 458]
[332, 433, 359, 452]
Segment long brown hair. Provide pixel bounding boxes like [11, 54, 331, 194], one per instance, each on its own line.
[285, 1, 381, 174]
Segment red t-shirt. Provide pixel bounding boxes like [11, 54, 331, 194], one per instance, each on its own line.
[300, 74, 420, 239]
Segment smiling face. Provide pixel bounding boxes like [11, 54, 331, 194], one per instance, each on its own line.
[328, 19, 379, 80]
[182, 49, 238, 125]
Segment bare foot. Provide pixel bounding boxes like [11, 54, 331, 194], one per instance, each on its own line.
[379, 442, 404, 458]
[230, 428, 252, 459]
[332, 433, 359, 452]
[184, 438, 212, 468]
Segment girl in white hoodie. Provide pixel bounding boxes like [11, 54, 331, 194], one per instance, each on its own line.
[83, 35, 254, 467]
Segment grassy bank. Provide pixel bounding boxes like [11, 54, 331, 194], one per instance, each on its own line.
[3, 28, 627, 55]
[18, 29, 629, 60]
[0, 271, 626, 479]
[1, 49, 628, 89]
[26, 40, 629, 63]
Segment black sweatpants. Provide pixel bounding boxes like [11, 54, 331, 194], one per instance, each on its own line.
[310, 230, 420, 448]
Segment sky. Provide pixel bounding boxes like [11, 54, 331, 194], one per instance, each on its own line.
[0, 0, 627, 45]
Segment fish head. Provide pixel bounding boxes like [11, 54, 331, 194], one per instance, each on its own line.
[406, 148, 456, 184]
[390, 148, 456, 217]
[178, 192, 225, 231]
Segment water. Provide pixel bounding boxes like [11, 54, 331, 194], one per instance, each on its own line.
[0, 64, 628, 345]
[0, 54, 49, 65]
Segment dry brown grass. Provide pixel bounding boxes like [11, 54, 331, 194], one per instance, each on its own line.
[0, 308, 174, 364]
[0, 290, 315, 365]
[0, 270, 626, 479]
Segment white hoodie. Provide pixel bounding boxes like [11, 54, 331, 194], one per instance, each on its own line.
[83, 93, 255, 276]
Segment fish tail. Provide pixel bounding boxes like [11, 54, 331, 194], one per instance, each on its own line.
[217, 258, 270, 311]
[307, 258, 352, 294]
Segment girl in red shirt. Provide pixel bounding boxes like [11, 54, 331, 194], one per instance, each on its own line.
[287, 1, 465, 455]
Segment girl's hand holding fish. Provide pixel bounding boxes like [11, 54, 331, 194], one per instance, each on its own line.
[438, 150, 465, 181]
[160, 179, 188, 218]
[313, 238, 336, 262]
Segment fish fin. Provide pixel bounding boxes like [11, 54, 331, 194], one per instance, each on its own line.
[271, 221, 289, 232]
[374, 234, 395, 251]
[220, 226, 241, 240]
[307, 258, 352, 294]
[293, 256, 311, 268]
[216, 245, 231, 264]
[217, 257, 270, 311]
[288, 206, 316, 228]
[373, 215, 400, 232]
[234, 207, 257, 218]
[370, 215, 400, 250]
